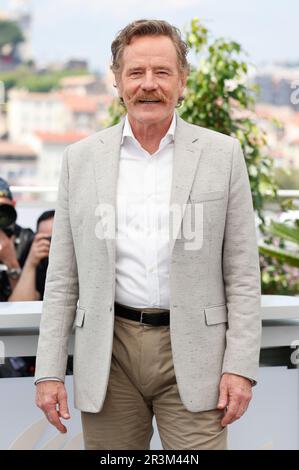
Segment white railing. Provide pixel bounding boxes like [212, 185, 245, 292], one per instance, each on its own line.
[10, 187, 299, 197]
[11, 186, 58, 194]
[1, 295, 299, 356]
[277, 190, 299, 199]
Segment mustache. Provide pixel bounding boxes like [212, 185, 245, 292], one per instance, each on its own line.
[128, 91, 167, 104]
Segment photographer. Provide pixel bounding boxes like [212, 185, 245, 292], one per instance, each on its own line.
[6, 209, 73, 378]
[0, 178, 34, 301]
[8, 210, 55, 301]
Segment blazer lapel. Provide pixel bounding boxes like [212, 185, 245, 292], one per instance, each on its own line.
[92, 117, 125, 266]
[168, 114, 203, 255]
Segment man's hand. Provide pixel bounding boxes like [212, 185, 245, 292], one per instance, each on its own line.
[35, 380, 70, 433]
[25, 232, 51, 269]
[0, 229, 18, 266]
[217, 373, 252, 427]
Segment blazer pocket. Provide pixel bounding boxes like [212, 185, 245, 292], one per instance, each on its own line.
[190, 190, 225, 203]
[75, 306, 85, 328]
[204, 304, 228, 325]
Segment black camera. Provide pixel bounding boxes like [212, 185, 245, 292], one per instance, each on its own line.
[0, 203, 17, 237]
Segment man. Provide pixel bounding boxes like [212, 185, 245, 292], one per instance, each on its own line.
[34, 19, 261, 450]
[9, 210, 55, 301]
[6, 208, 74, 380]
[0, 177, 34, 301]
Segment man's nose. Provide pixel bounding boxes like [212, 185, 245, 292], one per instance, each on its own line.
[141, 72, 158, 90]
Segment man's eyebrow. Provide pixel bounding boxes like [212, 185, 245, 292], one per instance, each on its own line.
[126, 65, 173, 72]
[127, 66, 144, 72]
[153, 66, 173, 72]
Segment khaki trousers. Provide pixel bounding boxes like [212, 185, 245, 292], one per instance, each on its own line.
[81, 306, 228, 450]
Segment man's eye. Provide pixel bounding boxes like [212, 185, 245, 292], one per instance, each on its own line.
[157, 71, 168, 75]
[130, 71, 142, 76]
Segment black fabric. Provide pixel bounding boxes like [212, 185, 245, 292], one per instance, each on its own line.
[35, 257, 48, 300]
[0, 223, 34, 301]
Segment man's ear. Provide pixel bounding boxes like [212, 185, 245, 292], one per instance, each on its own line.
[114, 73, 122, 94]
[180, 71, 188, 90]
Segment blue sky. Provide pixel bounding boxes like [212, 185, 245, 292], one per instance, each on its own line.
[1, 0, 298, 73]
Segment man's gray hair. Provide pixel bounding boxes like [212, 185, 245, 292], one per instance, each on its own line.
[111, 19, 190, 75]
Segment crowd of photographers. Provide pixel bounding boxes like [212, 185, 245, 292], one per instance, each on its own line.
[0, 176, 55, 377]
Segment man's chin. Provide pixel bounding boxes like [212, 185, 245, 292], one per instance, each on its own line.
[134, 113, 166, 124]
[130, 105, 169, 119]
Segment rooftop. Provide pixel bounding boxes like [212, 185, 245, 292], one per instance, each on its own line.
[0, 140, 36, 157]
[34, 130, 89, 144]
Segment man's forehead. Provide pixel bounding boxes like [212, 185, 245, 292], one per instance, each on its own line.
[0, 197, 13, 205]
[124, 58, 175, 69]
[123, 36, 177, 59]
[38, 218, 53, 232]
[122, 51, 178, 71]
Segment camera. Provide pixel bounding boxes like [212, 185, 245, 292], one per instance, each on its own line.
[0, 204, 17, 238]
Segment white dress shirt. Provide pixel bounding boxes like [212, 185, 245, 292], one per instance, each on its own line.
[115, 112, 176, 309]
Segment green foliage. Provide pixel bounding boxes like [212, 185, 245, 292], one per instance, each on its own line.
[0, 20, 24, 49]
[17, 74, 61, 92]
[260, 253, 299, 295]
[259, 219, 299, 294]
[268, 220, 299, 245]
[259, 219, 299, 268]
[103, 98, 125, 127]
[0, 67, 89, 94]
[180, 18, 278, 228]
[260, 244, 299, 268]
[275, 167, 299, 190]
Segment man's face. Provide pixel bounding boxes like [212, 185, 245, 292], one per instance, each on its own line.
[0, 197, 16, 236]
[0, 197, 15, 208]
[115, 35, 187, 125]
[38, 218, 53, 237]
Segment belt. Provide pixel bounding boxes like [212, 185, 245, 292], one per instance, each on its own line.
[114, 302, 170, 326]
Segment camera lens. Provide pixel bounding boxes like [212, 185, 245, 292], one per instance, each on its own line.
[0, 204, 17, 229]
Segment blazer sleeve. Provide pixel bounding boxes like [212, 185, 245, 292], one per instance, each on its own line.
[34, 145, 79, 384]
[221, 138, 262, 384]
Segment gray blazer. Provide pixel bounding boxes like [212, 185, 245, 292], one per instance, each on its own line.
[34, 113, 262, 413]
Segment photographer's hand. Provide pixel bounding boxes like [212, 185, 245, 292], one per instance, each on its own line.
[25, 232, 51, 269]
[0, 229, 19, 268]
[7, 232, 50, 301]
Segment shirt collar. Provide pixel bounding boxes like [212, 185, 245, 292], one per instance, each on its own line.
[121, 112, 176, 147]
